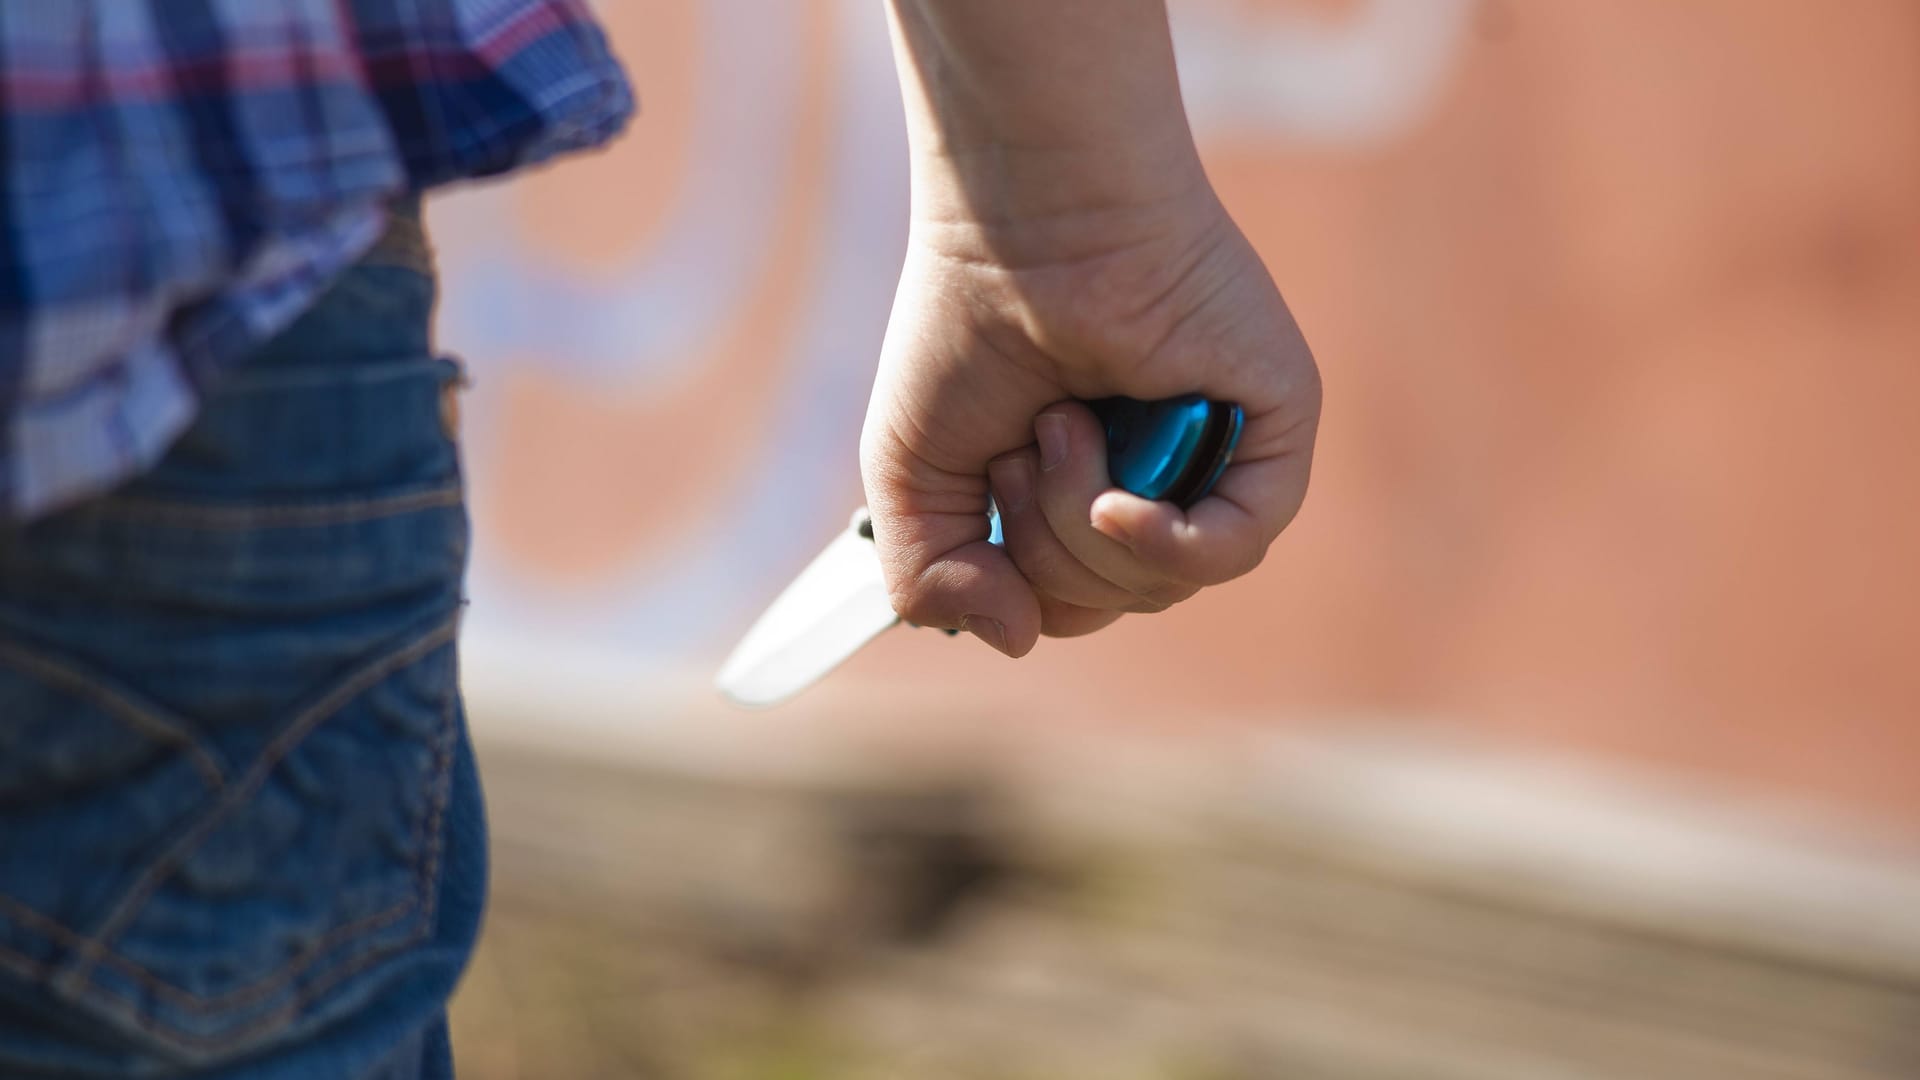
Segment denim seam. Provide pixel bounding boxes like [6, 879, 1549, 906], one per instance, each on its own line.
[0, 944, 47, 984]
[85, 484, 463, 531]
[412, 657, 458, 937]
[0, 894, 105, 958]
[51, 614, 462, 999]
[94, 677, 461, 1053]
[0, 893, 415, 1010]
[149, 910, 430, 1052]
[81, 644, 457, 1019]
[0, 673, 458, 1054]
[0, 642, 226, 789]
[0, 907, 438, 1059]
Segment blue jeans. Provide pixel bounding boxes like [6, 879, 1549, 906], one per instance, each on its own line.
[0, 206, 482, 1078]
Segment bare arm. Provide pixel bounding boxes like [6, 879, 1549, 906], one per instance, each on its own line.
[887, 0, 1205, 240]
[863, 0, 1322, 655]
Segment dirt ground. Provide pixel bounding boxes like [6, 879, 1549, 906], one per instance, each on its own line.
[447, 741, 1920, 1079]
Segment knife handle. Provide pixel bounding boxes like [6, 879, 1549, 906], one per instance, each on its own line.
[1088, 395, 1243, 509]
[984, 395, 1241, 549]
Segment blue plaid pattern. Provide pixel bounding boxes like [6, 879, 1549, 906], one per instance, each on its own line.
[0, 0, 632, 520]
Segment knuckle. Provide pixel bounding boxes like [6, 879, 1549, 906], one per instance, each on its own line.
[882, 568, 941, 626]
[882, 580, 916, 619]
[890, 588, 944, 627]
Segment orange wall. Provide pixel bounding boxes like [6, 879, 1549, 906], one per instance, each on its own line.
[432, 1, 1920, 828]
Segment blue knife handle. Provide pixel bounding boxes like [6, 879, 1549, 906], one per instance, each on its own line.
[985, 395, 1241, 547]
[1089, 395, 1244, 508]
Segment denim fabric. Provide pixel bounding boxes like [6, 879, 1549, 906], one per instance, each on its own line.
[0, 205, 482, 1079]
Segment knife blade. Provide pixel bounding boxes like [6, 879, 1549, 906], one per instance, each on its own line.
[714, 509, 899, 707]
[716, 396, 1243, 707]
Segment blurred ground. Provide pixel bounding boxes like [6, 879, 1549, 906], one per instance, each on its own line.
[448, 726, 1920, 1079]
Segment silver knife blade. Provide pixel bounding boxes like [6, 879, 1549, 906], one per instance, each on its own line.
[715, 510, 900, 707]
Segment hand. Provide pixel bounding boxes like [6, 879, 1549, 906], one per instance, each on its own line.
[859, 189, 1321, 657]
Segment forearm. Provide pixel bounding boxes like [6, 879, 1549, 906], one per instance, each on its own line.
[885, 0, 1213, 258]
[867, 3, 1319, 657]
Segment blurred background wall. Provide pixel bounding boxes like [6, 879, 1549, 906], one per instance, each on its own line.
[429, 0, 1920, 832]
[424, 3, 1920, 1075]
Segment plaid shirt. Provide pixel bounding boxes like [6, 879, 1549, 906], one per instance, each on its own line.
[0, 0, 632, 520]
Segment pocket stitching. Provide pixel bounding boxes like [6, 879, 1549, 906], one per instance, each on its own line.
[40, 614, 461, 1006]
[0, 614, 460, 1053]
[0, 943, 49, 984]
[113, 685, 458, 1051]
[0, 672, 459, 1052]
[0, 641, 227, 791]
[0, 892, 416, 1011]
[101, 648, 460, 1020]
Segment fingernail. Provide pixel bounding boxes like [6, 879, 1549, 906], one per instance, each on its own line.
[988, 455, 1033, 513]
[1036, 413, 1069, 471]
[1092, 508, 1135, 550]
[962, 614, 1011, 657]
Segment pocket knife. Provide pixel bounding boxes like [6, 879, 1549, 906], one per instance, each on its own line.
[716, 395, 1243, 707]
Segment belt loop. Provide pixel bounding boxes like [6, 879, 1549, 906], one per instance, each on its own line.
[362, 193, 436, 278]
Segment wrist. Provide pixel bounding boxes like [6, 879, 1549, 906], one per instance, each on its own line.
[909, 128, 1208, 229]
[906, 139, 1218, 273]
[887, 0, 1210, 264]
